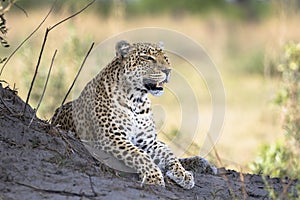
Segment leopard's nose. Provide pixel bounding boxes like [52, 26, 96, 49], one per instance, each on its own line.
[162, 68, 171, 82]
[162, 68, 171, 74]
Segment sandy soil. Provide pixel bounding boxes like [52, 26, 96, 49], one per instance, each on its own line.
[0, 83, 298, 200]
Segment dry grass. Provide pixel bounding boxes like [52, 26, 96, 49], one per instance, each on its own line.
[2, 6, 300, 171]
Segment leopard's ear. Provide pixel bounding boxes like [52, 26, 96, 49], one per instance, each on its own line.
[115, 40, 130, 57]
[158, 41, 164, 50]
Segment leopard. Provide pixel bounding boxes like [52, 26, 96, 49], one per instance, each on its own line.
[51, 40, 216, 189]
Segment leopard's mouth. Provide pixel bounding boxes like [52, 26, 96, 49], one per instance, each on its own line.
[144, 79, 167, 96]
[143, 68, 171, 96]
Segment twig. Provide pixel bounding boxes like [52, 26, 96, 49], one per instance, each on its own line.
[28, 50, 57, 128]
[13, 2, 29, 17]
[60, 133, 76, 155]
[51, 42, 94, 126]
[208, 133, 223, 167]
[49, 0, 95, 31]
[36, 50, 57, 111]
[23, 28, 49, 115]
[88, 175, 97, 197]
[22, 0, 95, 116]
[0, 0, 56, 76]
[281, 178, 295, 199]
[62, 42, 94, 105]
[239, 168, 247, 200]
[0, 82, 14, 114]
[0, 95, 14, 114]
[208, 133, 237, 199]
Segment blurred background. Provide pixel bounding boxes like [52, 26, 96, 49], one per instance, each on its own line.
[1, 0, 300, 178]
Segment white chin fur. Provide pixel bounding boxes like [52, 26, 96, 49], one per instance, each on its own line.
[149, 90, 164, 96]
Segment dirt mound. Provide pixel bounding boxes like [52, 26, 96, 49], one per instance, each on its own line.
[0, 83, 298, 199]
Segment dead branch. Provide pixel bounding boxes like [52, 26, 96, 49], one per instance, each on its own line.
[28, 50, 57, 128]
[0, 93, 14, 114]
[0, 0, 56, 76]
[239, 168, 247, 200]
[22, 28, 49, 115]
[22, 0, 95, 116]
[13, 2, 28, 17]
[88, 175, 97, 197]
[62, 42, 94, 104]
[51, 42, 94, 126]
[49, 0, 96, 31]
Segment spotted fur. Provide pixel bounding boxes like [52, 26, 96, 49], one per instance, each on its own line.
[52, 41, 194, 189]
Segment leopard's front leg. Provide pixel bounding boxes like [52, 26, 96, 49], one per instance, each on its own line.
[144, 141, 195, 189]
[96, 136, 165, 187]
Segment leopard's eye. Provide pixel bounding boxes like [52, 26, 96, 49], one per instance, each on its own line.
[147, 56, 156, 62]
[141, 55, 157, 63]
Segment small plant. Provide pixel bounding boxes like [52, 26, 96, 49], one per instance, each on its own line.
[251, 42, 300, 180]
[250, 42, 300, 198]
[250, 140, 299, 178]
[277, 43, 300, 145]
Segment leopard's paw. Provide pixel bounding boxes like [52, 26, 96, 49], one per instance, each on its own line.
[179, 156, 218, 175]
[166, 170, 194, 189]
[141, 169, 165, 187]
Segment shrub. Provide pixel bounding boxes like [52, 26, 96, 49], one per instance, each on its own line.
[277, 43, 300, 144]
[251, 42, 300, 180]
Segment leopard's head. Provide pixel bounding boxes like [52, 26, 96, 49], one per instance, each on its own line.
[116, 40, 171, 96]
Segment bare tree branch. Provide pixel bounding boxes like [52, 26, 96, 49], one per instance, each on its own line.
[22, 0, 95, 116]
[61, 42, 94, 105]
[49, 0, 95, 31]
[28, 50, 57, 128]
[0, 0, 56, 76]
[23, 28, 49, 115]
[51, 42, 94, 126]
[13, 2, 29, 17]
[36, 49, 57, 111]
